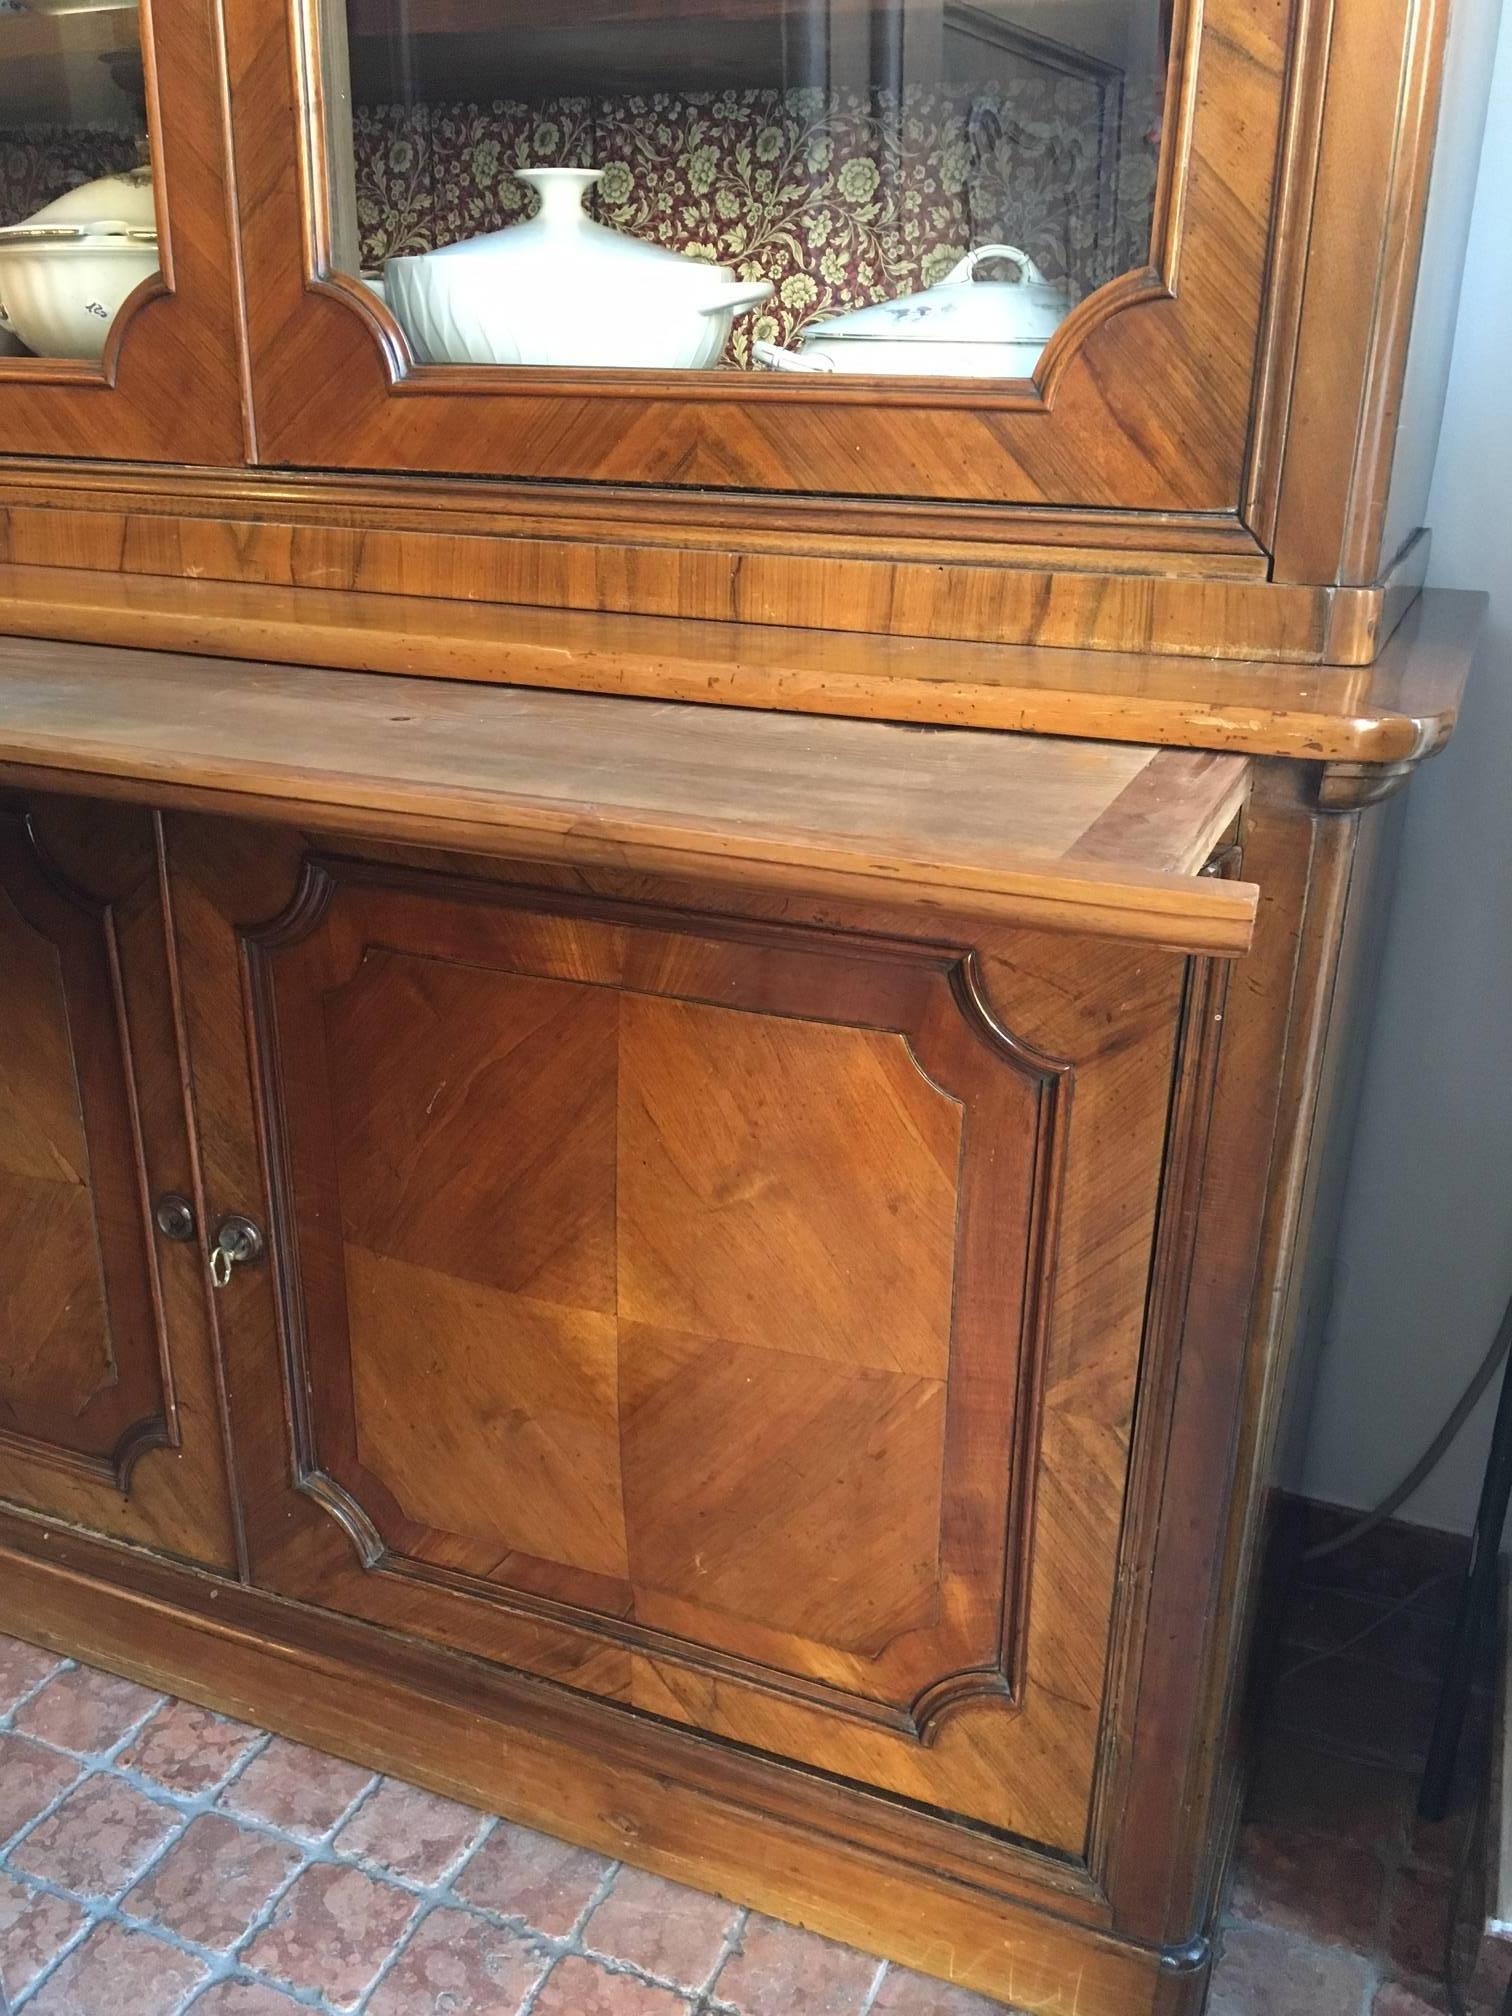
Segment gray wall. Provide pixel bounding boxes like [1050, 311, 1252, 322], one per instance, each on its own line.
[1292, 3, 1512, 1533]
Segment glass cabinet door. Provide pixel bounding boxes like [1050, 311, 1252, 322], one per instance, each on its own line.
[0, 0, 244, 462]
[235, 0, 1294, 505]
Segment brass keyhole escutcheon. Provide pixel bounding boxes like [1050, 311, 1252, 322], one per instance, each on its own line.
[209, 1213, 265, 1289]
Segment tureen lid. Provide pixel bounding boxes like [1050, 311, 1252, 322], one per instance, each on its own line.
[0, 167, 156, 245]
[405, 167, 737, 294]
[807, 245, 1070, 346]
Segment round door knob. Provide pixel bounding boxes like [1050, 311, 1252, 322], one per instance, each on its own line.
[154, 1193, 197, 1243]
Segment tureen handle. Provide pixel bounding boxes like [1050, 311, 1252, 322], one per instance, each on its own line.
[944, 244, 1049, 286]
[698, 280, 776, 316]
[753, 340, 836, 373]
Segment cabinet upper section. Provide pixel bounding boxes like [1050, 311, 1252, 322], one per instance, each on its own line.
[234, 0, 1293, 507]
[0, 0, 1492, 627]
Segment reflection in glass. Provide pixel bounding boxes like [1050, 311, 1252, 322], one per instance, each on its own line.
[337, 0, 1174, 376]
[0, 0, 154, 360]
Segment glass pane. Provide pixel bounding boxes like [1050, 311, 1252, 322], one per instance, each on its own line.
[0, 0, 155, 361]
[335, 0, 1174, 377]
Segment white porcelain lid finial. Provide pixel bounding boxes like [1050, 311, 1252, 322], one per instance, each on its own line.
[514, 166, 604, 226]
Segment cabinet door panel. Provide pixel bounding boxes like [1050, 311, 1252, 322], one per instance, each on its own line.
[0, 800, 234, 1564]
[0, 0, 244, 461]
[185, 833, 1192, 1854]
[230, 0, 1290, 510]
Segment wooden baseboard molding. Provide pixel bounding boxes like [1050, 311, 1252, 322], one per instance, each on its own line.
[0, 1508, 1213, 2015]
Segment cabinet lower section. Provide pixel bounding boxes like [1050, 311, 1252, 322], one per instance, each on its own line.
[0, 757, 1372, 2014]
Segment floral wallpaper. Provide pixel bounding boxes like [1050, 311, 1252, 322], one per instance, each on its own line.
[0, 126, 143, 230]
[354, 79, 1161, 365]
[0, 74, 1162, 370]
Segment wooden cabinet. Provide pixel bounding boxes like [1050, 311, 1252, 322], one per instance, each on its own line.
[0, 795, 234, 1566]
[0, 0, 1492, 2002]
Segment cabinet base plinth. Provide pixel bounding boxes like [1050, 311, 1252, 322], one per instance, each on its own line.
[0, 1512, 1217, 2016]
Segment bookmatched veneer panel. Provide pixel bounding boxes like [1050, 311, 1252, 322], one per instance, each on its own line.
[168, 827, 1207, 1853]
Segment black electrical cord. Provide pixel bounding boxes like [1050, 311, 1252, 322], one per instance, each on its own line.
[1304, 1291, 1512, 1564]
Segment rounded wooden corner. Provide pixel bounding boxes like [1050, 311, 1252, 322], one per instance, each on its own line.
[98, 271, 176, 385]
[112, 1412, 176, 1490]
[0, 272, 171, 395]
[311, 270, 415, 381]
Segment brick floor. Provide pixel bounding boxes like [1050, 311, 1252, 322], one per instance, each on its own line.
[0, 1534, 1505, 2016]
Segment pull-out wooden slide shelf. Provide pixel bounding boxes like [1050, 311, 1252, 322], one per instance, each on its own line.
[0, 633, 1255, 953]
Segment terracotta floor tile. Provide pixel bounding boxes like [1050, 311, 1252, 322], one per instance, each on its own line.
[1244, 1733, 1412, 1853]
[1466, 1932, 1512, 2015]
[1407, 1801, 1476, 1878]
[365, 1904, 551, 2013]
[1268, 1654, 1439, 1767]
[1371, 1975, 1454, 2014]
[0, 1871, 88, 2002]
[1294, 1516, 1467, 1612]
[240, 1858, 417, 2009]
[333, 1774, 488, 1883]
[120, 1699, 263, 1796]
[532, 1954, 692, 2013]
[711, 1913, 881, 2015]
[454, 1819, 613, 1936]
[23, 1920, 208, 2016]
[0, 1730, 80, 1844]
[187, 1983, 310, 2014]
[583, 1865, 737, 1989]
[1280, 1588, 1454, 1683]
[1387, 1865, 1455, 1979]
[123, 1810, 302, 1950]
[12, 1663, 162, 1756]
[0, 1635, 65, 1714]
[1230, 1822, 1384, 1951]
[1208, 1922, 1373, 2016]
[9, 1772, 180, 1897]
[870, 1964, 1012, 2012]
[219, 1734, 375, 1839]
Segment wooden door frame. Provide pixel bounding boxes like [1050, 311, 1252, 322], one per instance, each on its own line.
[0, 0, 247, 462]
[227, 0, 1296, 511]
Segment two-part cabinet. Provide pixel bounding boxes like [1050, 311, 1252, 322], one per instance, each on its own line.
[0, 0, 1497, 2004]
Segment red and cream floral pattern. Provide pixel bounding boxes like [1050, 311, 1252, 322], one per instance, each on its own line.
[0, 126, 142, 229]
[0, 76, 1161, 369]
[354, 80, 1161, 364]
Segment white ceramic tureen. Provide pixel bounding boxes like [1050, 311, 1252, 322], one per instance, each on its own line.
[0, 168, 157, 360]
[754, 244, 1071, 377]
[385, 167, 772, 370]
